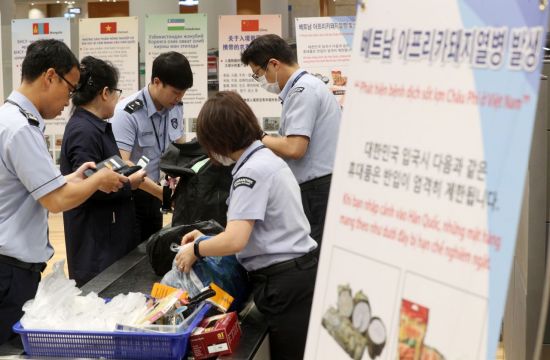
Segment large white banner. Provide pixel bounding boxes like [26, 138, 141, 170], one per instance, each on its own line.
[79, 17, 139, 97]
[218, 15, 281, 132]
[145, 13, 208, 138]
[305, 1, 549, 360]
[295, 16, 355, 109]
[12, 18, 71, 165]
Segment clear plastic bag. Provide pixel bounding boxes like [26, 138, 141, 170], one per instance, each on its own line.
[20, 260, 147, 331]
[161, 241, 250, 311]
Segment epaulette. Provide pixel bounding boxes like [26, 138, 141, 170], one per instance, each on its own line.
[19, 108, 39, 127]
[124, 99, 144, 114]
[4, 99, 40, 127]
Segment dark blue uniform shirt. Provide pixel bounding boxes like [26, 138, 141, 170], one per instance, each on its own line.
[60, 107, 139, 286]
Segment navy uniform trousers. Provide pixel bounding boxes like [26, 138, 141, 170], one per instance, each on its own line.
[0, 263, 40, 345]
[249, 251, 318, 360]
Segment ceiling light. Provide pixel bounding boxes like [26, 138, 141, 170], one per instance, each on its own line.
[179, 0, 199, 5]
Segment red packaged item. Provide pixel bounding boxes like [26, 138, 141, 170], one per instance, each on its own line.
[190, 311, 241, 359]
[398, 299, 429, 360]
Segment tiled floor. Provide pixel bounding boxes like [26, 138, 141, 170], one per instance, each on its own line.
[496, 346, 505, 359]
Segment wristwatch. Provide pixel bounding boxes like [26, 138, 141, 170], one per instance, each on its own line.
[193, 236, 207, 260]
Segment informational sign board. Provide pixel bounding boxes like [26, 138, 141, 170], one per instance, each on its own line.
[218, 15, 282, 132]
[304, 1, 549, 360]
[79, 17, 139, 96]
[145, 14, 208, 138]
[295, 16, 354, 108]
[12, 17, 72, 165]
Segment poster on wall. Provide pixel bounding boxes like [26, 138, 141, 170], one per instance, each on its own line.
[295, 16, 354, 109]
[79, 17, 139, 96]
[218, 15, 282, 132]
[304, 1, 548, 360]
[145, 13, 207, 139]
[12, 17, 71, 165]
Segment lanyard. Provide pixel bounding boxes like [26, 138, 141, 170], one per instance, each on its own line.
[281, 71, 307, 105]
[291, 71, 307, 88]
[151, 114, 167, 153]
[234, 145, 266, 174]
[141, 91, 167, 153]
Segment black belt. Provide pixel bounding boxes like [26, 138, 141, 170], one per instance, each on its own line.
[249, 250, 318, 278]
[300, 174, 332, 191]
[0, 254, 47, 273]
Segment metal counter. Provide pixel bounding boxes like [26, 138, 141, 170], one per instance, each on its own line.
[0, 243, 269, 360]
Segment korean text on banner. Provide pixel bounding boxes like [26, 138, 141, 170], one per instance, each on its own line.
[304, 1, 549, 360]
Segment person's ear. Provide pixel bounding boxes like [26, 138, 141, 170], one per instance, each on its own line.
[44, 68, 56, 85]
[101, 86, 109, 100]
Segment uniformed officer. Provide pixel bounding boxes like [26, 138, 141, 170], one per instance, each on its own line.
[175, 92, 318, 360]
[241, 34, 342, 247]
[0, 39, 127, 346]
[111, 52, 193, 246]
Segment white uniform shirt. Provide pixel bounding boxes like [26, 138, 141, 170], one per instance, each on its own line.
[227, 141, 317, 271]
[111, 86, 184, 182]
[279, 69, 342, 184]
[0, 91, 66, 263]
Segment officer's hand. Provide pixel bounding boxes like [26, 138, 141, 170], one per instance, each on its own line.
[128, 169, 146, 190]
[181, 230, 204, 245]
[175, 242, 196, 273]
[96, 167, 128, 193]
[72, 162, 96, 182]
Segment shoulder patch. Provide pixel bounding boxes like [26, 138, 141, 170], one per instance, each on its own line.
[19, 108, 39, 127]
[289, 86, 305, 97]
[124, 99, 144, 114]
[171, 118, 178, 129]
[233, 177, 256, 190]
[5, 99, 40, 127]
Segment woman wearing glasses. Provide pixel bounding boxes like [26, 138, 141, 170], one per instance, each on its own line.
[59, 56, 146, 287]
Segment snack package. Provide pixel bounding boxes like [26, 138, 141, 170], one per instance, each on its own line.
[397, 299, 429, 360]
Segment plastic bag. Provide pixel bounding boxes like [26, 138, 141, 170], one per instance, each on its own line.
[20, 260, 147, 331]
[161, 241, 250, 311]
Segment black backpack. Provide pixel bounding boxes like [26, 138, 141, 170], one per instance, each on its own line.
[146, 220, 225, 276]
[159, 139, 233, 227]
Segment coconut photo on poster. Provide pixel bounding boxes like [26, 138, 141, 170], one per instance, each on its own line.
[315, 247, 400, 359]
[322, 284, 387, 359]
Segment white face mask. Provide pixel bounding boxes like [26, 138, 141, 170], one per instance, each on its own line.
[211, 152, 235, 166]
[258, 71, 280, 94]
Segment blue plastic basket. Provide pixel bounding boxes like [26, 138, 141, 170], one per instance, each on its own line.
[13, 303, 211, 360]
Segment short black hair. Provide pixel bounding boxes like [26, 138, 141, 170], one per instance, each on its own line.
[197, 91, 262, 160]
[72, 56, 119, 107]
[241, 34, 297, 67]
[21, 39, 79, 82]
[151, 52, 193, 90]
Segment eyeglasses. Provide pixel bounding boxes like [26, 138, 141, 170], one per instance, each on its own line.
[110, 88, 123, 97]
[56, 71, 80, 98]
[251, 61, 269, 81]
